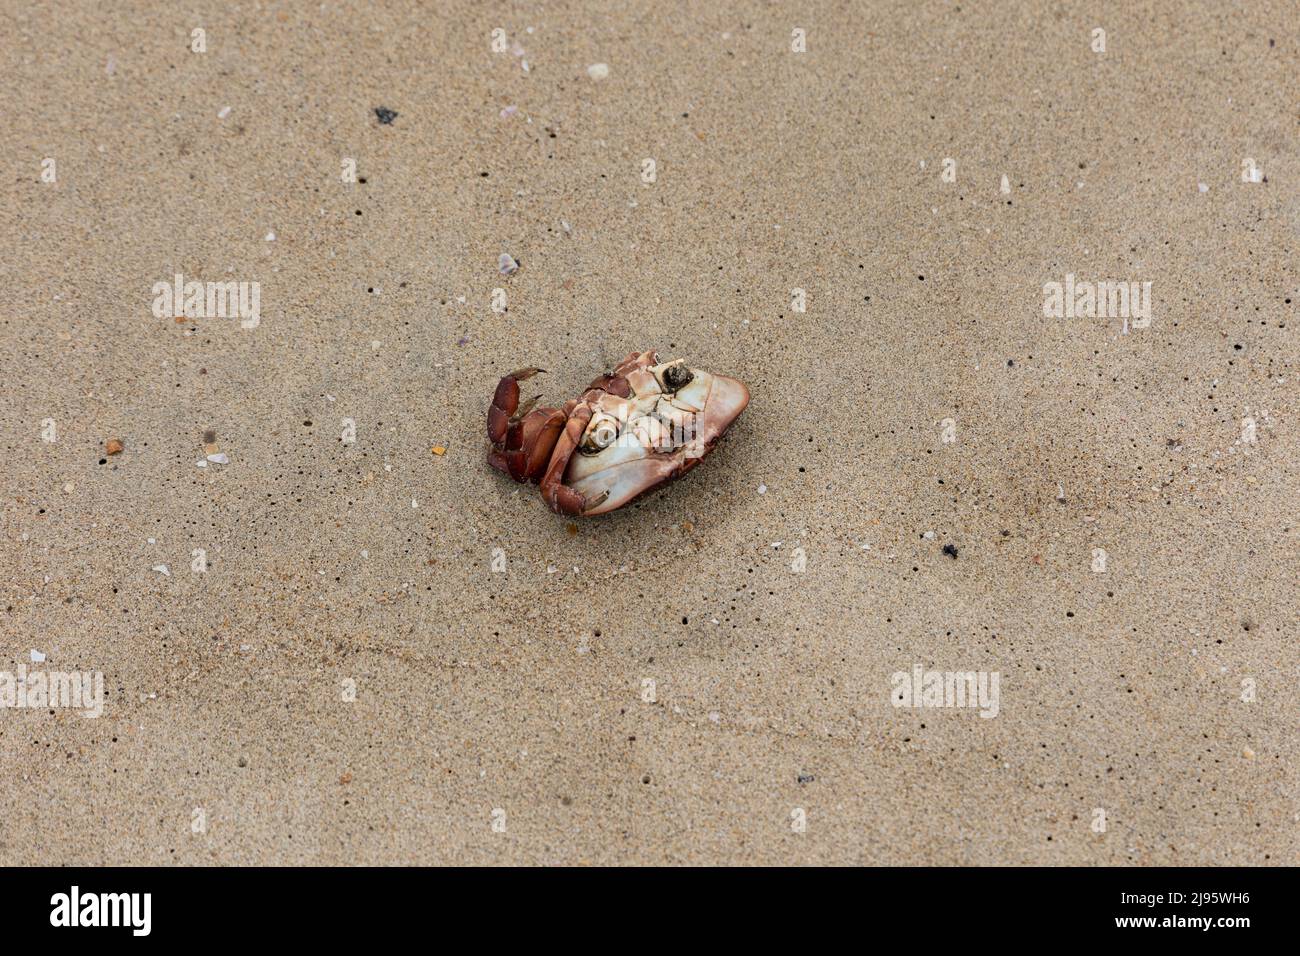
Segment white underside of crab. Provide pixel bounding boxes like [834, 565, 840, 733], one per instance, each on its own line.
[563, 359, 750, 515]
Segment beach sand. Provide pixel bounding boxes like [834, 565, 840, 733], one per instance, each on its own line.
[0, 0, 1295, 864]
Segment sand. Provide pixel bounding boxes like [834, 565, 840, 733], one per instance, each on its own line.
[0, 0, 1295, 865]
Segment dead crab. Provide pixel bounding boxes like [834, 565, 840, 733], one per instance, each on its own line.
[487, 350, 750, 516]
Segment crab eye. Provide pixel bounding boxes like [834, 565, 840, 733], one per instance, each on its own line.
[582, 416, 620, 452]
[662, 363, 694, 391]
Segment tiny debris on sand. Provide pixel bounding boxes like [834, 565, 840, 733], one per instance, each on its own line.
[374, 107, 398, 125]
[498, 253, 520, 276]
[587, 63, 610, 80]
[105, 438, 124, 455]
[430, 446, 446, 456]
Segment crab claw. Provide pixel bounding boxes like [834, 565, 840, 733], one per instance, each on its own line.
[488, 368, 544, 443]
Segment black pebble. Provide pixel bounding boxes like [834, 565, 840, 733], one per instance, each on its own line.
[797, 774, 815, 784]
[374, 107, 398, 125]
[942, 543, 959, 558]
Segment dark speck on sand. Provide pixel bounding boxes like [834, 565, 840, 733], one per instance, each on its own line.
[374, 107, 398, 125]
[942, 543, 959, 558]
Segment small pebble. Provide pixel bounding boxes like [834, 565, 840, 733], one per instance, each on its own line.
[431, 446, 447, 456]
[30, 649, 46, 663]
[374, 107, 398, 125]
[498, 253, 520, 276]
[587, 63, 610, 80]
[943, 543, 959, 558]
[105, 438, 124, 455]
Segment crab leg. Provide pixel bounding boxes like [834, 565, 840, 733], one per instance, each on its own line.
[613, 350, 657, 376]
[585, 372, 632, 398]
[538, 403, 608, 515]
